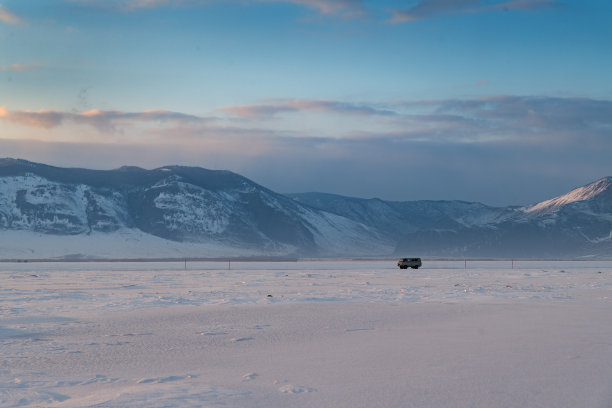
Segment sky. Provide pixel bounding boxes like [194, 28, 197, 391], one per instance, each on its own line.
[1, 0, 611, 206]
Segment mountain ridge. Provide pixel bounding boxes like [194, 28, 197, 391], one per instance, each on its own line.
[1, 158, 611, 259]
[523, 177, 612, 215]
[0, 158, 391, 259]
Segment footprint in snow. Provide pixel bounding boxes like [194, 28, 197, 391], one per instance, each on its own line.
[278, 384, 315, 394]
[230, 337, 254, 342]
[345, 328, 374, 333]
[137, 375, 195, 384]
[198, 331, 228, 336]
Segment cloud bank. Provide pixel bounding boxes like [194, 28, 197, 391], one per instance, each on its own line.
[219, 99, 395, 118]
[2, 95, 611, 205]
[3, 96, 611, 144]
[0, 107, 205, 132]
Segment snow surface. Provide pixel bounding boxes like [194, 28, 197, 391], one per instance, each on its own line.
[0, 229, 294, 260]
[1, 260, 611, 407]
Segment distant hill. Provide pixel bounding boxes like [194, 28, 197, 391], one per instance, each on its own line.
[1, 158, 611, 259]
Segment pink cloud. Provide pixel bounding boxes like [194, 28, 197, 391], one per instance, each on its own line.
[263, 0, 365, 18]
[0, 5, 23, 25]
[0, 107, 64, 129]
[390, 0, 561, 23]
[489, 0, 561, 11]
[219, 99, 395, 118]
[1, 63, 41, 72]
[71, 0, 365, 17]
[69, 0, 169, 11]
[0, 107, 206, 132]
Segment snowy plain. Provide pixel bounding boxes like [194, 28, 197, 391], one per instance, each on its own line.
[1, 260, 611, 407]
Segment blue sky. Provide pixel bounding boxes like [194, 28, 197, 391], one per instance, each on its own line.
[1, 0, 611, 205]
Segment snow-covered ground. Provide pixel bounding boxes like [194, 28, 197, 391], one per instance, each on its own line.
[1, 260, 611, 407]
[0, 230, 283, 260]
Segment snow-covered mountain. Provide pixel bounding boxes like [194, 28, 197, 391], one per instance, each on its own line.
[522, 177, 612, 215]
[1, 158, 611, 259]
[291, 177, 612, 258]
[0, 159, 390, 259]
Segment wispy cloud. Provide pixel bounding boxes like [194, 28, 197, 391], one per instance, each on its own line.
[0, 4, 23, 25]
[489, 0, 562, 11]
[380, 96, 612, 145]
[69, 0, 154, 10]
[263, 0, 365, 18]
[390, 0, 561, 23]
[70, 0, 365, 18]
[219, 95, 612, 147]
[219, 99, 395, 118]
[69, 0, 199, 12]
[431, 96, 612, 133]
[4, 96, 610, 146]
[0, 62, 41, 72]
[0, 107, 206, 132]
[77, 109, 207, 131]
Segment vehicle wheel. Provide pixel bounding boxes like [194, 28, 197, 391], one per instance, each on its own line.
[412, 266, 419, 269]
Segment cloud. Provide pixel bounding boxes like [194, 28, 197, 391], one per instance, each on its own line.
[2, 95, 612, 206]
[263, 0, 365, 18]
[4, 96, 610, 148]
[0, 63, 41, 72]
[489, 0, 562, 11]
[0, 4, 23, 24]
[77, 109, 205, 131]
[70, 0, 365, 18]
[69, 0, 174, 11]
[432, 96, 612, 132]
[0, 106, 65, 129]
[219, 99, 395, 118]
[0, 107, 206, 132]
[146, 96, 612, 165]
[379, 96, 612, 146]
[390, 0, 561, 23]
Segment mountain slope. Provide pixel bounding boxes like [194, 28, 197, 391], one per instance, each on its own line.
[288, 192, 515, 234]
[523, 177, 612, 216]
[395, 177, 612, 258]
[0, 159, 391, 259]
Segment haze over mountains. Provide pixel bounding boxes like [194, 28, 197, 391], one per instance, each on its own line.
[1, 158, 611, 259]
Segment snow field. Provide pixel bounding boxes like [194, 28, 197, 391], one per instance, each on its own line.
[1, 260, 611, 407]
